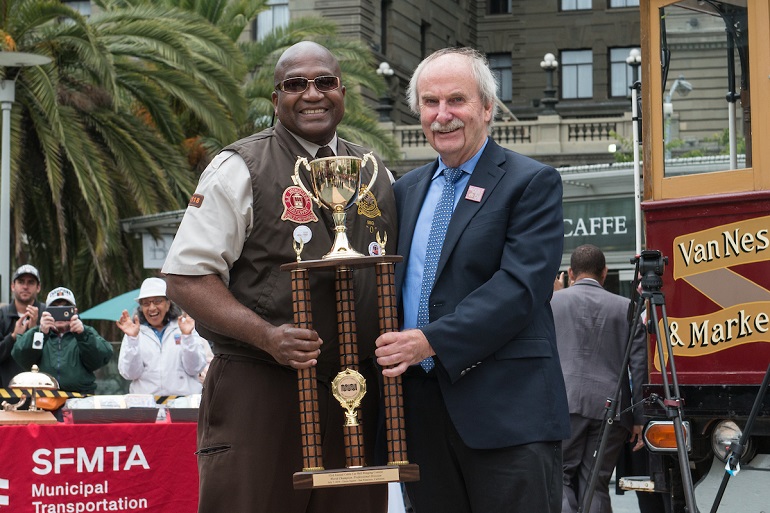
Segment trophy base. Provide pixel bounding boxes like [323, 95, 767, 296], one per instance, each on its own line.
[293, 463, 419, 489]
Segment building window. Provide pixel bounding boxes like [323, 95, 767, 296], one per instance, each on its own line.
[381, 0, 391, 54]
[561, 50, 593, 99]
[488, 0, 512, 14]
[62, 1, 91, 15]
[610, 47, 640, 97]
[252, 0, 289, 42]
[488, 53, 512, 102]
[609, 0, 639, 8]
[561, 0, 591, 11]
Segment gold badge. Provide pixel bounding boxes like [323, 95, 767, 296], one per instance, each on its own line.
[281, 186, 319, 224]
[357, 188, 381, 219]
[332, 368, 367, 427]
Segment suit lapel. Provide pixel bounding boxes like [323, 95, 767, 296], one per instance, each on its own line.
[434, 141, 506, 282]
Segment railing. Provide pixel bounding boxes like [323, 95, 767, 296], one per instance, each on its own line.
[387, 113, 633, 164]
[568, 121, 618, 141]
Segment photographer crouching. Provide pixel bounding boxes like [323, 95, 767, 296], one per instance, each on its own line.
[11, 287, 113, 409]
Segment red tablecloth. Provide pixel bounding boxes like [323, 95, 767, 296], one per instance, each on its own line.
[0, 422, 198, 512]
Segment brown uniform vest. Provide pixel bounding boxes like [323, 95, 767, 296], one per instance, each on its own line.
[197, 121, 398, 381]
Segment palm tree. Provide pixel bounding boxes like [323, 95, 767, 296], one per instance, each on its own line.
[132, 0, 400, 160]
[2, 0, 245, 305]
[3, 0, 397, 310]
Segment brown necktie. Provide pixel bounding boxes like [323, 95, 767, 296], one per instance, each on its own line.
[315, 146, 334, 158]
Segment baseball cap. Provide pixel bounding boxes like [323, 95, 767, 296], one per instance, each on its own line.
[135, 277, 167, 301]
[13, 264, 40, 283]
[46, 287, 77, 307]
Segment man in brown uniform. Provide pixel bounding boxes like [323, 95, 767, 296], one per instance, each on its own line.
[162, 42, 396, 513]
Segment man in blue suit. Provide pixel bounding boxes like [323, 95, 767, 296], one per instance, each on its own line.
[375, 47, 570, 513]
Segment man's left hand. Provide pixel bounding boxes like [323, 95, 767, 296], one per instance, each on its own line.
[69, 314, 84, 334]
[25, 305, 40, 327]
[178, 313, 195, 335]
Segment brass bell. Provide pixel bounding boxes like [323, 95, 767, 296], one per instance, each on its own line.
[7, 365, 60, 411]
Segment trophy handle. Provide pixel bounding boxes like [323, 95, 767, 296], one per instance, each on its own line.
[293, 157, 324, 209]
[357, 152, 379, 203]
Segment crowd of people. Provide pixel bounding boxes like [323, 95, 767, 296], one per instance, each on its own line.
[2, 42, 657, 513]
[0, 268, 212, 409]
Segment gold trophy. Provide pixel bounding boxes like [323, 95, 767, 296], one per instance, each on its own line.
[293, 153, 378, 259]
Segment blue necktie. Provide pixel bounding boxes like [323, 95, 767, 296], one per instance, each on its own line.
[417, 167, 464, 372]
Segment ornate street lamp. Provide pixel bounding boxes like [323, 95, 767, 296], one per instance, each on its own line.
[375, 61, 395, 122]
[626, 48, 641, 86]
[540, 53, 559, 114]
[663, 74, 693, 159]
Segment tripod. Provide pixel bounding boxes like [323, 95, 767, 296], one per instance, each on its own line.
[579, 251, 698, 513]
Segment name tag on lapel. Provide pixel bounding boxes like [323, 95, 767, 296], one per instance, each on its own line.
[465, 186, 485, 202]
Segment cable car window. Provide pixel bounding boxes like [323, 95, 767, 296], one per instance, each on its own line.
[660, 1, 750, 178]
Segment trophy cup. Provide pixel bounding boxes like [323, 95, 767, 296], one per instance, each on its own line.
[282, 154, 418, 489]
[293, 153, 378, 259]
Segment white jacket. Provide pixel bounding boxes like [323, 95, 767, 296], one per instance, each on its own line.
[118, 320, 208, 396]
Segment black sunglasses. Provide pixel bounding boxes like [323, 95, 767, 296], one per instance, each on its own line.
[275, 76, 341, 94]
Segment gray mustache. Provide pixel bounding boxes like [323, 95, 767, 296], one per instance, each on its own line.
[430, 119, 465, 132]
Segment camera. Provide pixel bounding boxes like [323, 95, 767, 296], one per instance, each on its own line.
[638, 250, 667, 276]
[631, 250, 669, 293]
[32, 332, 44, 350]
[48, 305, 75, 322]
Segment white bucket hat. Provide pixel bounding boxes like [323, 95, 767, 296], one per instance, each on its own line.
[135, 277, 167, 301]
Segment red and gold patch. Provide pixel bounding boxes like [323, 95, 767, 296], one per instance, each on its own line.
[281, 186, 318, 223]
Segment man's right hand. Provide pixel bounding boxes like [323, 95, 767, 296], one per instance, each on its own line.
[375, 329, 435, 377]
[39, 311, 55, 335]
[12, 314, 31, 340]
[165, 274, 323, 369]
[264, 324, 322, 369]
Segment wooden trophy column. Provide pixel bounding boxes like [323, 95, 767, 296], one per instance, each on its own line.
[283, 255, 419, 489]
[289, 268, 324, 473]
[375, 260, 410, 467]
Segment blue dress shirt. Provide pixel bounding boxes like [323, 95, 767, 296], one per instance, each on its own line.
[402, 139, 489, 329]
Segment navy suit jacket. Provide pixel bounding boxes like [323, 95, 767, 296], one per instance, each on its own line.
[394, 138, 571, 449]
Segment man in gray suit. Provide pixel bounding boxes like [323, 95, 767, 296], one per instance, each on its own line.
[551, 244, 647, 513]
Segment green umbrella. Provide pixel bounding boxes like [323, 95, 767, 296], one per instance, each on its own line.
[78, 289, 140, 321]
